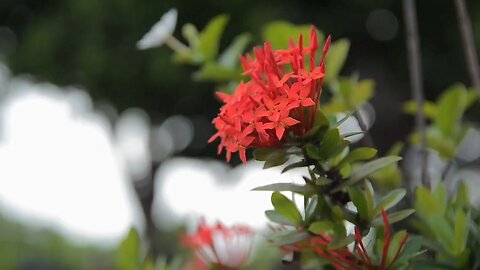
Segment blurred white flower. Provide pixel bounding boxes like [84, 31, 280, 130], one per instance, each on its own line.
[136, 8, 177, 50]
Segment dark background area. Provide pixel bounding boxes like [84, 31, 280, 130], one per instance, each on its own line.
[1, 0, 479, 159]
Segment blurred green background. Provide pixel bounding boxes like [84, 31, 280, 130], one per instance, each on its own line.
[1, 0, 480, 269]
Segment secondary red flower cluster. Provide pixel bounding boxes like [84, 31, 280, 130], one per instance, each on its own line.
[209, 26, 331, 163]
[310, 211, 408, 270]
[183, 220, 254, 269]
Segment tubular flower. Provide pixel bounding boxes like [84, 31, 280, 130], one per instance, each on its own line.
[209, 26, 331, 163]
[183, 220, 254, 269]
[310, 210, 409, 270]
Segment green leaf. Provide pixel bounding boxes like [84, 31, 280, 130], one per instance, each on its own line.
[371, 209, 415, 226]
[271, 192, 303, 225]
[429, 215, 455, 253]
[181, 23, 199, 47]
[308, 221, 335, 234]
[305, 196, 318, 222]
[364, 181, 375, 219]
[403, 100, 437, 120]
[262, 21, 321, 50]
[265, 210, 295, 226]
[454, 181, 470, 207]
[386, 230, 408, 266]
[453, 210, 469, 255]
[281, 160, 308, 173]
[193, 62, 237, 81]
[218, 32, 251, 68]
[117, 228, 141, 270]
[350, 79, 375, 107]
[415, 186, 445, 217]
[253, 148, 289, 168]
[434, 84, 467, 138]
[325, 39, 350, 83]
[253, 183, 316, 195]
[316, 128, 342, 158]
[348, 186, 369, 220]
[197, 15, 229, 62]
[315, 176, 333, 185]
[306, 143, 322, 160]
[268, 230, 310, 246]
[394, 236, 425, 265]
[336, 147, 377, 168]
[331, 156, 402, 193]
[328, 234, 355, 249]
[314, 109, 331, 130]
[374, 189, 407, 214]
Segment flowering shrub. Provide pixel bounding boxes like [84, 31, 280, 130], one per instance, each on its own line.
[123, 7, 480, 270]
[183, 220, 254, 269]
[209, 27, 330, 163]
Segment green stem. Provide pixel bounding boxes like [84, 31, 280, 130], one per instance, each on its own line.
[165, 36, 191, 54]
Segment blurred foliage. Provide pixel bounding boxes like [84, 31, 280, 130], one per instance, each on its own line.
[0, 212, 115, 269]
[405, 83, 477, 159]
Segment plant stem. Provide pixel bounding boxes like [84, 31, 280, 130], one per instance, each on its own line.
[165, 36, 191, 54]
[403, 0, 430, 189]
[454, 0, 480, 95]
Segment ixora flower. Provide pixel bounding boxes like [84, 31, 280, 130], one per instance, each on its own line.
[136, 8, 178, 50]
[209, 26, 331, 163]
[309, 210, 409, 270]
[183, 220, 254, 269]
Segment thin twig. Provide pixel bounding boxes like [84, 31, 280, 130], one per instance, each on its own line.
[133, 161, 162, 260]
[403, 0, 430, 189]
[454, 0, 480, 95]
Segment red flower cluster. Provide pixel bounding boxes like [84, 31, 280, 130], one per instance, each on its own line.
[183, 220, 254, 269]
[310, 210, 409, 270]
[209, 26, 331, 163]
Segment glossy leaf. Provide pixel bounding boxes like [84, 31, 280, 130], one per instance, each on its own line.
[281, 160, 308, 173]
[394, 236, 425, 266]
[308, 221, 335, 234]
[374, 189, 406, 214]
[386, 230, 408, 266]
[271, 192, 303, 225]
[348, 186, 369, 220]
[316, 128, 342, 158]
[371, 209, 415, 226]
[305, 196, 318, 222]
[331, 156, 402, 192]
[306, 143, 322, 160]
[265, 210, 295, 226]
[328, 234, 355, 249]
[268, 230, 310, 246]
[253, 148, 289, 168]
[336, 147, 377, 168]
[253, 183, 316, 195]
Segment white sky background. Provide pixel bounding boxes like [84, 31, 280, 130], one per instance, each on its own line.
[0, 64, 143, 245]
